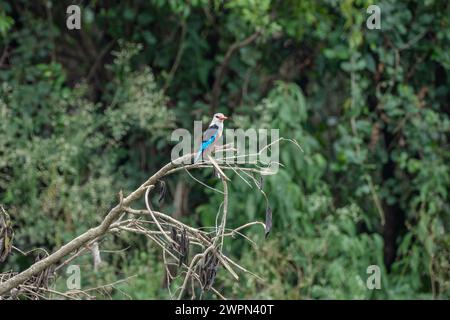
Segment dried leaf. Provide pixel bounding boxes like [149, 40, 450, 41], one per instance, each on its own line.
[257, 175, 264, 190]
[170, 227, 178, 250]
[200, 251, 219, 291]
[171, 227, 177, 244]
[0, 206, 13, 263]
[158, 180, 166, 204]
[178, 228, 190, 267]
[185, 237, 190, 265]
[264, 205, 272, 239]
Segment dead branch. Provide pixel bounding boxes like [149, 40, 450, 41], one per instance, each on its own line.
[0, 139, 298, 299]
[0, 153, 192, 296]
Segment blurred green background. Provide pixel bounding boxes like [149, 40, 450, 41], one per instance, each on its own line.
[0, 0, 449, 299]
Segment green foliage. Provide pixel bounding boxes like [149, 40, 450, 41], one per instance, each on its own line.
[0, 0, 448, 299]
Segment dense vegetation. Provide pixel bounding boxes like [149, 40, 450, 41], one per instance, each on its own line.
[0, 0, 448, 299]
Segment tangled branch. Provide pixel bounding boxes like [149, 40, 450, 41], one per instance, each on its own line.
[0, 139, 298, 299]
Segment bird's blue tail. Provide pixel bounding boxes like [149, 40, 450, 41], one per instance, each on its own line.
[194, 149, 203, 163]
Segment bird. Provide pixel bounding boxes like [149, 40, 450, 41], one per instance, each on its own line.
[194, 113, 229, 163]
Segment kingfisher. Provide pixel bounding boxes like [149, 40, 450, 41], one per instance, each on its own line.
[194, 113, 229, 163]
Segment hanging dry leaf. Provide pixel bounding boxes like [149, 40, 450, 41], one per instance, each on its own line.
[265, 205, 272, 239]
[0, 206, 14, 263]
[180, 228, 190, 267]
[158, 180, 167, 204]
[200, 251, 219, 291]
[171, 227, 178, 249]
[257, 175, 264, 190]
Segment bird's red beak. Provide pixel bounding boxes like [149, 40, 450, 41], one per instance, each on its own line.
[220, 115, 229, 120]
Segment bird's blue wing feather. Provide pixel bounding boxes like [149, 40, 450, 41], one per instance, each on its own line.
[194, 124, 219, 163]
[202, 125, 219, 142]
[201, 132, 217, 149]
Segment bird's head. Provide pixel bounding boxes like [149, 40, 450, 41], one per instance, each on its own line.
[213, 113, 229, 122]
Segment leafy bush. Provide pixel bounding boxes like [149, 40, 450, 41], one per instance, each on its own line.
[0, 0, 448, 299]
